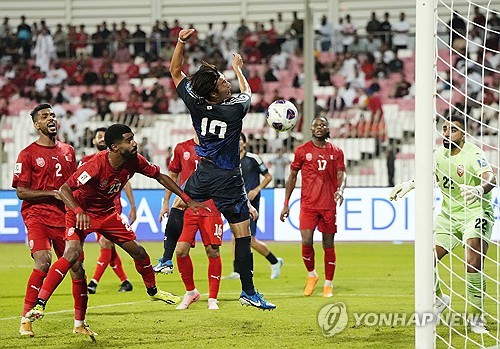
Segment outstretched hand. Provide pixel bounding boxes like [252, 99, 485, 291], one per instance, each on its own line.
[231, 53, 244, 70]
[178, 28, 195, 42]
[187, 199, 210, 215]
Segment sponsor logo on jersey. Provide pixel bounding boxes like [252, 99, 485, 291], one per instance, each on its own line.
[67, 227, 75, 237]
[306, 153, 313, 161]
[65, 155, 72, 162]
[99, 180, 108, 188]
[14, 163, 22, 174]
[457, 164, 464, 177]
[36, 157, 45, 167]
[77, 171, 91, 185]
[51, 156, 59, 161]
[477, 158, 488, 167]
[183, 151, 191, 161]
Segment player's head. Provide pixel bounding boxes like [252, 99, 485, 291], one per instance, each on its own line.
[311, 116, 330, 141]
[93, 127, 107, 151]
[30, 103, 57, 137]
[105, 124, 138, 158]
[240, 132, 247, 153]
[190, 62, 231, 104]
[442, 115, 466, 150]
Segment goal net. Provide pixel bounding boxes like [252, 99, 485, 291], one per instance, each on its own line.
[434, 0, 499, 347]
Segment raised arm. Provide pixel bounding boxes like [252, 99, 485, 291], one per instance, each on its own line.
[232, 53, 251, 96]
[170, 28, 195, 87]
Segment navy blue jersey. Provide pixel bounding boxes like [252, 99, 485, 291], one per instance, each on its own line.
[241, 152, 269, 201]
[176, 77, 251, 170]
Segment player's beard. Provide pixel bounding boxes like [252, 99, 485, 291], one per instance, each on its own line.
[123, 147, 138, 159]
[443, 139, 458, 150]
[96, 143, 107, 151]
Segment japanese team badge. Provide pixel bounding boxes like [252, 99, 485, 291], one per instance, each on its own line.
[183, 151, 191, 161]
[306, 153, 313, 161]
[36, 157, 45, 167]
[457, 164, 464, 177]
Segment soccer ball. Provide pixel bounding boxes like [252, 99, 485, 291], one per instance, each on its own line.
[266, 99, 299, 132]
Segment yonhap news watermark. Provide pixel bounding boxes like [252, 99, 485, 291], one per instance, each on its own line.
[317, 302, 482, 337]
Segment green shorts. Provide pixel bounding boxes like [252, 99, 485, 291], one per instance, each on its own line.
[434, 210, 494, 252]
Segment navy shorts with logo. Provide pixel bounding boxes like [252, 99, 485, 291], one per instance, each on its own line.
[184, 159, 250, 223]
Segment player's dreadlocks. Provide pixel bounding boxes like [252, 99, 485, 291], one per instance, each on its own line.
[189, 62, 220, 104]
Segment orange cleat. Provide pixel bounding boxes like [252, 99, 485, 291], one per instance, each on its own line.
[303, 276, 319, 296]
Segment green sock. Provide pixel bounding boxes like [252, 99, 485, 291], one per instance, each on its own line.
[467, 272, 485, 315]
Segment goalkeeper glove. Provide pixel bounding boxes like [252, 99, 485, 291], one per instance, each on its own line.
[389, 180, 415, 201]
[459, 185, 484, 205]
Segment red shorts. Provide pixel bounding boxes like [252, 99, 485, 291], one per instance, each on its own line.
[66, 210, 137, 244]
[178, 211, 224, 247]
[299, 208, 337, 234]
[25, 219, 65, 257]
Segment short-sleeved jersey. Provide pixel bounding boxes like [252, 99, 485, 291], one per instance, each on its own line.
[291, 141, 346, 210]
[66, 151, 160, 216]
[434, 142, 493, 216]
[241, 152, 269, 200]
[12, 141, 76, 227]
[78, 151, 121, 209]
[176, 77, 251, 170]
[168, 138, 200, 186]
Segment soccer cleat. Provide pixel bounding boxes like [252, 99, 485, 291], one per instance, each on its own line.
[176, 290, 201, 310]
[270, 258, 284, 279]
[19, 321, 34, 337]
[73, 322, 98, 342]
[208, 298, 219, 310]
[149, 289, 181, 305]
[222, 272, 240, 280]
[153, 259, 174, 274]
[303, 276, 319, 296]
[87, 280, 98, 294]
[322, 285, 333, 298]
[434, 294, 450, 315]
[118, 280, 133, 292]
[25, 305, 45, 322]
[239, 291, 276, 310]
[470, 316, 489, 334]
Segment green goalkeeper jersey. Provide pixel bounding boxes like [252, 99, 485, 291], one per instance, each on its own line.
[434, 142, 493, 217]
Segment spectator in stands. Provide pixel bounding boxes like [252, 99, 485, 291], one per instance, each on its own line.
[390, 73, 412, 98]
[75, 24, 89, 58]
[114, 40, 131, 62]
[316, 15, 333, 52]
[91, 24, 105, 58]
[80, 85, 95, 106]
[392, 12, 410, 51]
[96, 98, 111, 121]
[338, 81, 357, 108]
[248, 71, 262, 93]
[236, 19, 251, 49]
[264, 62, 279, 82]
[100, 21, 111, 51]
[379, 12, 392, 47]
[17, 15, 32, 59]
[53, 24, 67, 58]
[33, 27, 54, 72]
[332, 17, 344, 54]
[46, 62, 68, 85]
[290, 11, 304, 51]
[138, 137, 152, 161]
[118, 21, 130, 42]
[365, 34, 382, 53]
[0, 17, 10, 40]
[350, 35, 368, 54]
[340, 51, 358, 82]
[54, 84, 71, 104]
[366, 12, 381, 36]
[472, 6, 486, 39]
[100, 61, 117, 85]
[293, 63, 305, 88]
[486, 12, 499, 51]
[387, 50, 404, 73]
[151, 89, 169, 114]
[0, 97, 9, 118]
[1, 77, 19, 99]
[341, 15, 357, 53]
[168, 93, 187, 114]
[170, 19, 183, 46]
[448, 11, 466, 49]
[132, 24, 147, 57]
[3, 30, 20, 64]
[269, 148, 289, 188]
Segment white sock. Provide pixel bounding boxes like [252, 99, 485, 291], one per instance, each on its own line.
[208, 298, 218, 302]
[187, 288, 197, 295]
[91, 279, 98, 285]
[308, 270, 318, 277]
[74, 319, 85, 327]
[21, 316, 30, 324]
[324, 280, 333, 287]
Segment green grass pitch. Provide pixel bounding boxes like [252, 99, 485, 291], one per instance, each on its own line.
[0, 241, 497, 348]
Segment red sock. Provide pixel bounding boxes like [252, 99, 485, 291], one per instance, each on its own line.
[301, 244, 315, 272]
[208, 255, 222, 299]
[110, 248, 128, 282]
[324, 246, 337, 281]
[92, 248, 112, 282]
[38, 257, 72, 301]
[22, 269, 47, 316]
[176, 254, 195, 291]
[72, 277, 88, 321]
[134, 255, 156, 289]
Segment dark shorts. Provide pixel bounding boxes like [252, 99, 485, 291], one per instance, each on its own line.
[249, 198, 260, 236]
[184, 160, 250, 223]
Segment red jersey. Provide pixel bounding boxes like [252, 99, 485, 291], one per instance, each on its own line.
[12, 141, 76, 227]
[67, 151, 159, 216]
[168, 139, 199, 186]
[291, 141, 346, 210]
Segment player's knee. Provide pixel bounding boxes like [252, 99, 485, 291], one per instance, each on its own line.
[175, 244, 190, 258]
[63, 245, 82, 265]
[133, 245, 147, 260]
[69, 261, 86, 279]
[33, 251, 52, 272]
[301, 237, 313, 246]
[99, 239, 114, 249]
[466, 256, 482, 272]
[205, 245, 220, 258]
